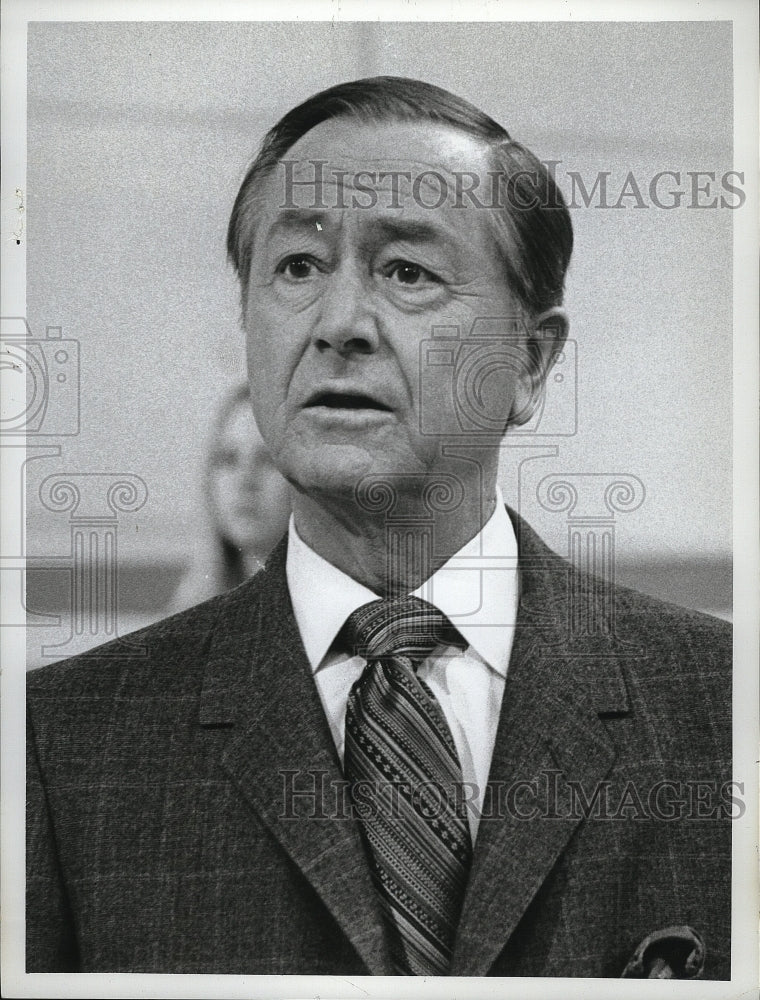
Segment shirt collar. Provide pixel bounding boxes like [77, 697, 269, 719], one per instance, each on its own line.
[286, 487, 517, 676]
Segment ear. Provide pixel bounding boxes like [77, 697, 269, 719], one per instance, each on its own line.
[508, 307, 569, 427]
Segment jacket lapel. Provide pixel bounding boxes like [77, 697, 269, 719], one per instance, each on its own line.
[197, 540, 389, 975]
[195, 515, 632, 977]
[450, 511, 631, 975]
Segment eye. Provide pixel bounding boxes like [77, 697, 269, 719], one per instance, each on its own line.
[386, 261, 439, 286]
[277, 255, 318, 280]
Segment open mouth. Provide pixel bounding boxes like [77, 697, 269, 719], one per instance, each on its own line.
[306, 392, 392, 411]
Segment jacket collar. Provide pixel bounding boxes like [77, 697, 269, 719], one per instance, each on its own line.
[198, 508, 631, 976]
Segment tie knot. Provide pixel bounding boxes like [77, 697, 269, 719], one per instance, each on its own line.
[342, 595, 463, 665]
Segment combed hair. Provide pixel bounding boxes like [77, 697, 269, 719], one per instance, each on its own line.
[227, 76, 573, 317]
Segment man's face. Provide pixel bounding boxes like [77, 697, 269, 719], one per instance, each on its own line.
[243, 119, 527, 502]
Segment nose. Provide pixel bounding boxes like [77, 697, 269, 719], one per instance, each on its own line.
[312, 261, 380, 356]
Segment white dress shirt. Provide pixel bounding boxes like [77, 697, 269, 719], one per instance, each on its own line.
[286, 489, 519, 841]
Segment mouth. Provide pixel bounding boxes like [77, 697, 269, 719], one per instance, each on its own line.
[305, 391, 392, 412]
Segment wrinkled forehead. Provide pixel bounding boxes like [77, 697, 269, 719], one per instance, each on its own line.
[281, 118, 496, 194]
[251, 118, 506, 246]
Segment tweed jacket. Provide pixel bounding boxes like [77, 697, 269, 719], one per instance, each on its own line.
[26, 511, 732, 977]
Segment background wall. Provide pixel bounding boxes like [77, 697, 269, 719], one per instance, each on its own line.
[24, 21, 733, 661]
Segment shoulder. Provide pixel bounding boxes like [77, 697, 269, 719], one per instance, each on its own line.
[612, 582, 731, 724]
[26, 542, 295, 778]
[510, 505, 730, 649]
[514, 509, 732, 775]
[27, 544, 290, 703]
[509, 508, 731, 736]
[612, 578, 731, 652]
[27, 593, 219, 697]
[609, 585, 731, 739]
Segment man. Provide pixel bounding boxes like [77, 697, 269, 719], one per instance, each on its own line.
[27, 77, 732, 978]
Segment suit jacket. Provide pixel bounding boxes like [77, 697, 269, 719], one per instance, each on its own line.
[27, 511, 732, 977]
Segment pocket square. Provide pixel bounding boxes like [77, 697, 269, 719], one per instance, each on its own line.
[621, 925, 706, 979]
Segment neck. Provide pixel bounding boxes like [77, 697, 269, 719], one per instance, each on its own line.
[291, 478, 499, 595]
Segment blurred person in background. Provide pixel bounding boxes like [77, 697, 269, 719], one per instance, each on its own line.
[172, 382, 291, 609]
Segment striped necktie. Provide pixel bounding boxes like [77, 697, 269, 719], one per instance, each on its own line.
[342, 596, 472, 976]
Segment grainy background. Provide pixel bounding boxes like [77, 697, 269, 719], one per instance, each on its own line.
[24, 21, 733, 660]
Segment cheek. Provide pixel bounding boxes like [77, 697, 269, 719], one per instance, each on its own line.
[245, 324, 290, 429]
[246, 323, 279, 380]
[245, 299, 306, 389]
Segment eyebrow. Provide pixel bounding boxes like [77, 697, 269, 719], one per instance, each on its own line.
[370, 218, 452, 246]
[262, 210, 331, 239]
[263, 211, 454, 246]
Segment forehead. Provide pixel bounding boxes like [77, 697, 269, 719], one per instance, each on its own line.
[285, 118, 494, 176]
[251, 118, 502, 248]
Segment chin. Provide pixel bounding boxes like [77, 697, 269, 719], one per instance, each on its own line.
[287, 461, 370, 501]
[281, 441, 417, 500]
